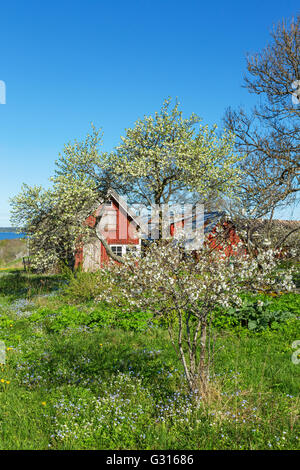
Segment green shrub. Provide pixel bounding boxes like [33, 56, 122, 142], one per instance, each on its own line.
[29, 303, 153, 332]
[259, 292, 300, 316]
[212, 292, 299, 333]
[62, 271, 106, 302]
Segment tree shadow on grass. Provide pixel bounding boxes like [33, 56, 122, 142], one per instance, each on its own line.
[0, 270, 65, 300]
[19, 328, 181, 399]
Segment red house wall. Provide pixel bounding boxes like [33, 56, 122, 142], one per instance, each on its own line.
[206, 222, 245, 257]
[75, 202, 245, 270]
[169, 219, 244, 258]
[75, 199, 140, 269]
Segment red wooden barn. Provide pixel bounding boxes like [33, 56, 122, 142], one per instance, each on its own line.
[169, 210, 245, 258]
[75, 190, 244, 271]
[75, 189, 142, 271]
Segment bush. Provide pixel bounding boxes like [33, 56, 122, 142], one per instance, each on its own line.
[28, 304, 153, 332]
[219, 296, 297, 332]
[62, 271, 104, 302]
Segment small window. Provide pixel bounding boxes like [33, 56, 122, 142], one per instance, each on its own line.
[111, 246, 123, 257]
[126, 245, 137, 255]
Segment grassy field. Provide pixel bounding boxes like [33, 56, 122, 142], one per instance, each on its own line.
[0, 269, 299, 450]
[0, 239, 27, 269]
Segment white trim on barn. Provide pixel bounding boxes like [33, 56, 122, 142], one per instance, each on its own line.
[110, 244, 141, 258]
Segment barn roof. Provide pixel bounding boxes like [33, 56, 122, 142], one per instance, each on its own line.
[140, 209, 226, 240]
[83, 188, 144, 231]
[106, 188, 142, 228]
[84, 189, 229, 241]
[174, 210, 226, 233]
[255, 219, 300, 229]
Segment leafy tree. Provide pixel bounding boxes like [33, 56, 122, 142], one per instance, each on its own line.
[11, 99, 241, 270]
[54, 126, 129, 197]
[56, 98, 241, 242]
[10, 178, 98, 271]
[57, 100, 241, 209]
[113, 98, 240, 207]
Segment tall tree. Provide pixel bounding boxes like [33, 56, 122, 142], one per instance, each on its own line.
[57, 100, 241, 208]
[57, 99, 241, 240]
[11, 99, 241, 270]
[224, 15, 300, 221]
[113, 98, 240, 208]
[10, 178, 99, 271]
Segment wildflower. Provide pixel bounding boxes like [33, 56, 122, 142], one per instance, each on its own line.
[6, 381, 10, 384]
[41, 401, 47, 406]
[0, 379, 5, 383]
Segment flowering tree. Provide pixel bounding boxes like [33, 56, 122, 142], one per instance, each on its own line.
[97, 237, 295, 396]
[10, 128, 118, 271]
[114, 98, 241, 206]
[10, 177, 99, 271]
[11, 99, 242, 269]
[55, 99, 241, 241]
[56, 100, 241, 209]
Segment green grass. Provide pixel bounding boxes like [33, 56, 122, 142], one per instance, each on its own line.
[0, 270, 299, 450]
[0, 239, 27, 269]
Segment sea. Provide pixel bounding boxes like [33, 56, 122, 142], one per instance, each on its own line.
[0, 232, 26, 240]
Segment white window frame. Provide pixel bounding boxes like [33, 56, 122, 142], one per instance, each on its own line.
[110, 244, 141, 257]
[110, 245, 124, 257]
[125, 245, 140, 257]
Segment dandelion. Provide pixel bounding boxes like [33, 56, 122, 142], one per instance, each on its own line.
[41, 401, 47, 406]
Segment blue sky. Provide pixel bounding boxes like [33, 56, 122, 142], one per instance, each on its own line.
[0, 0, 299, 225]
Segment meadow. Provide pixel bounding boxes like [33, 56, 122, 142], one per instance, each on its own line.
[0, 238, 27, 269]
[0, 267, 299, 450]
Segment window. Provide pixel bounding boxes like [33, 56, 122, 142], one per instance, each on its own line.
[102, 208, 117, 231]
[110, 245, 140, 258]
[126, 245, 137, 256]
[111, 246, 123, 257]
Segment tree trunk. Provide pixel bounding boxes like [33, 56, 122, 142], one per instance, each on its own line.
[197, 321, 208, 395]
